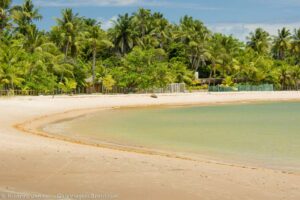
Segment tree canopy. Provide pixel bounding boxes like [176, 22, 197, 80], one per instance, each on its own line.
[1, 0, 300, 93]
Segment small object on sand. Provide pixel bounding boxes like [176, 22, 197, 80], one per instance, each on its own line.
[150, 94, 158, 98]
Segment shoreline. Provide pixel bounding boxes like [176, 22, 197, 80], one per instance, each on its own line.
[15, 98, 300, 175]
[1, 92, 300, 199]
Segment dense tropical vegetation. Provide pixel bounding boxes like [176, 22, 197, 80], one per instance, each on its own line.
[1, 0, 300, 93]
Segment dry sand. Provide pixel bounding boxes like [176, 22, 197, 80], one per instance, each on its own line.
[0, 92, 300, 200]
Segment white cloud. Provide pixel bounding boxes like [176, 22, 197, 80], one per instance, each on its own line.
[34, 0, 139, 7]
[33, 0, 219, 10]
[208, 22, 300, 41]
[100, 16, 117, 30]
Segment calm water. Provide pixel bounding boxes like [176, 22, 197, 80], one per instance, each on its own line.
[45, 102, 300, 171]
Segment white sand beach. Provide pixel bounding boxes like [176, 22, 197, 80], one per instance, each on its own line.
[1, 92, 300, 200]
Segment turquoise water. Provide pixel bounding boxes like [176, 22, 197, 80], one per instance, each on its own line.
[46, 102, 300, 171]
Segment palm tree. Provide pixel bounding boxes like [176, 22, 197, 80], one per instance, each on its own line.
[247, 28, 270, 55]
[208, 34, 226, 80]
[291, 28, 300, 64]
[0, 0, 12, 32]
[0, 35, 26, 90]
[132, 10, 164, 49]
[178, 16, 211, 72]
[278, 64, 292, 90]
[24, 24, 44, 52]
[109, 13, 134, 55]
[219, 35, 242, 77]
[11, 0, 42, 35]
[291, 65, 300, 90]
[132, 8, 151, 38]
[273, 28, 291, 60]
[84, 19, 113, 86]
[56, 8, 81, 59]
[149, 12, 170, 49]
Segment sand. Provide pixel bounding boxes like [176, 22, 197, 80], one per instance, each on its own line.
[0, 92, 300, 200]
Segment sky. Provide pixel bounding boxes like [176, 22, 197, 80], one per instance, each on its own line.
[13, 0, 300, 41]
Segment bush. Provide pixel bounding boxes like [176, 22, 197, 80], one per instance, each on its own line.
[102, 75, 116, 91]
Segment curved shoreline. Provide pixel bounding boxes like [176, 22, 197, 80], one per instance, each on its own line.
[1, 92, 300, 199]
[14, 99, 300, 176]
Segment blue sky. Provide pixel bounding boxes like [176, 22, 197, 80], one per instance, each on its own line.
[14, 0, 300, 40]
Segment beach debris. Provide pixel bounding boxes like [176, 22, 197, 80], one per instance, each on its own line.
[150, 94, 158, 98]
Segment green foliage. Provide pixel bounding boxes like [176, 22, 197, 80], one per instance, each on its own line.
[222, 76, 234, 87]
[247, 28, 270, 55]
[102, 75, 116, 91]
[169, 60, 193, 84]
[112, 47, 170, 89]
[1, 1, 300, 93]
[59, 77, 77, 93]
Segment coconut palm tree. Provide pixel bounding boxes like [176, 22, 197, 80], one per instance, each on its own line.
[218, 35, 242, 77]
[0, 0, 12, 32]
[84, 19, 113, 85]
[24, 24, 44, 53]
[55, 8, 81, 59]
[132, 8, 151, 38]
[273, 28, 291, 60]
[109, 13, 135, 55]
[278, 64, 292, 90]
[291, 65, 300, 90]
[11, 0, 42, 35]
[149, 12, 171, 49]
[178, 16, 211, 72]
[291, 28, 300, 64]
[0, 35, 26, 90]
[247, 28, 270, 55]
[208, 34, 227, 79]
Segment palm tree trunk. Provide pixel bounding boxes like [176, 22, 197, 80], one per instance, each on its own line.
[209, 63, 216, 86]
[92, 47, 96, 92]
[60, 40, 70, 84]
[282, 77, 286, 90]
[10, 80, 14, 91]
[65, 40, 70, 59]
[213, 64, 217, 79]
[279, 49, 285, 60]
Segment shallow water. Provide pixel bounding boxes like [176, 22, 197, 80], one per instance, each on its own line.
[45, 102, 300, 172]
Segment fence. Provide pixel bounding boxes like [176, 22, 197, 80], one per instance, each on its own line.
[100, 83, 186, 94]
[0, 83, 186, 96]
[209, 84, 274, 92]
[237, 84, 274, 91]
[0, 90, 48, 96]
[0, 90, 77, 96]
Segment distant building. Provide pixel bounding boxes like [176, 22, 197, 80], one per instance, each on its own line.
[194, 72, 199, 80]
[84, 76, 101, 93]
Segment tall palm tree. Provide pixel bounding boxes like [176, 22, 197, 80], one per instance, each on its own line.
[278, 64, 292, 90]
[149, 12, 170, 49]
[24, 24, 44, 53]
[11, 0, 42, 35]
[84, 19, 112, 85]
[109, 13, 134, 55]
[132, 9, 166, 48]
[0, 0, 12, 32]
[291, 65, 300, 90]
[132, 8, 151, 38]
[52, 8, 82, 85]
[291, 28, 300, 64]
[208, 34, 226, 80]
[273, 28, 291, 60]
[0, 34, 26, 90]
[56, 8, 81, 58]
[247, 28, 270, 55]
[215, 35, 242, 77]
[178, 16, 211, 72]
